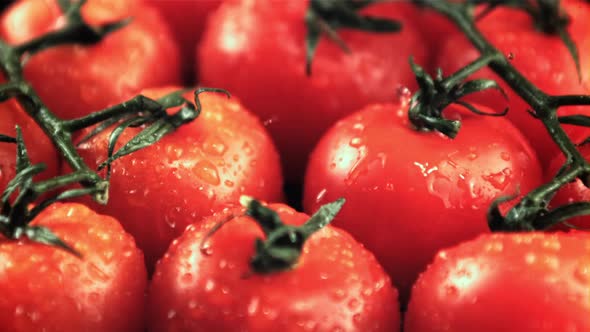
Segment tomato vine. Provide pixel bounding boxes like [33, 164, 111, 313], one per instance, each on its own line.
[0, 0, 226, 251]
[412, 0, 590, 231]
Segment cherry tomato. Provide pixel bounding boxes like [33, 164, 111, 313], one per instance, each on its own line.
[0, 99, 58, 195]
[304, 95, 543, 304]
[434, 1, 590, 166]
[0, 0, 181, 119]
[148, 202, 400, 332]
[405, 232, 590, 332]
[546, 145, 590, 230]
[198, 0, 430, 183]
[0, 202, 147, 332]
[71, 87, 283, 271]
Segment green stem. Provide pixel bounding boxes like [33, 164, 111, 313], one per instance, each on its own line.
[418, 0, 590, 229]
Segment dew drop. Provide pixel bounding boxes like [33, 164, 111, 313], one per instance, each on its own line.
[574, 264, 590, 284]
[167, 310, 176, 319]
[500, 152, 511, 161]
[315, 188, 327, 203]
[200, 242, 214, 256]
[193, 160, 220, 185]
[507, 52, 514, 60]
[347, 298, 360, 310]
[349, 137, 363, 148]
[202, 136, 227, 156]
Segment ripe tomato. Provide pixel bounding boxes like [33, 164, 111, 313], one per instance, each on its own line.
[434, 1, 590, 166]
[0, 202, 147, 332]
[0, 99, 58, 195]
[303, 95, 543, 304]
[546, 145, 590, 231]
[148, 202, 400, 332]
[198, 0, 430, 183]
[0, 0, 181, 120]
[145, 0, 222, 80]
[72, 87, 283, 271]
[405, 232, 590, 332]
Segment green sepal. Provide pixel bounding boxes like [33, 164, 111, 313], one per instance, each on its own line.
[305, 0, 401, 75]
[241, 196, 345, 274]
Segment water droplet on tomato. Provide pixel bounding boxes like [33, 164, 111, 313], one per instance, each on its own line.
[247, 297, 260, 316]
[202, 136, 227, 156]
[315, 188, 327, 203]
[347, 298, 360, 310]
[204, 279, 215, 292]
[349, 137, 363, 148]
[500, 151, 511, 161]
[167, 309, 177, 319]
[200, 242, 214, 256]
[574, 264, 590, 284]
[224, 180, 234, 187]
[193, 160, 220, 185]
[507, 52, 514, 60]
[525, 253, 536, 265]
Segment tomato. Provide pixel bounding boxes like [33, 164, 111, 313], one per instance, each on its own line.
[0, 0, 181, 120]
[71, 87, 283, 271]
[0, 202, 147, 332]
[198, 0, 430, 183]
[148, 201, 400, 332]
[405, 232, 590, 332]
[546, 145, 590, 231]
[145, 0, 222, 80]
[0, 99, 58, 195]
[434, 0, 590, 166]
[303, 95, 543, 304]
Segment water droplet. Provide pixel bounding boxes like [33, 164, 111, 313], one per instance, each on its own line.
[352, 123, 365, 131]
[525, 253, 536, 265]
[349, 137, 363, 148]
[247, 297, 259, 315]
[348, 298, 360, 310]
[353, 313, 362, 325]
[224, 180, 234, 187]
[200, 242, 214, 256]
[445, 284, 459, 296]
[15, 305, 24, 316]
[205, 279, 215, 292]
[467, 153, 478, 161]
[188, 300, 197, 309]
[574, 263, 589, 284]
[331, 289, 347, 301]
[202, 136, 227, 156]
[507, 52, 514, 60]
[167, 309, 176, 319]
[315, 188, 327, 203]
[193, 160, 220, 185]
[500, 152, 511, 161]
[482, 170, 509, 191]
[182, 273, 193, 284]
[242, 142, 253, 156]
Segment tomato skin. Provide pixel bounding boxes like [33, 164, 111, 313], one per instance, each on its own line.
[198, 0, 430, 183]
[0, 203, 147, 332]
[434, 1, 590, 166]
[303, 96, 543, 304]
[148, 203, 400, 332]
[145, 0, 222, 80]
[0, 100, 58, 195]
[0, 0, 181, 120]
[546, 145, 590, 231]
[405, 232, 590, 332]
[71, 87, 283, 271]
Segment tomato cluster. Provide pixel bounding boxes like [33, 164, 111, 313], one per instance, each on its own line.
[0, 0, 589, 331]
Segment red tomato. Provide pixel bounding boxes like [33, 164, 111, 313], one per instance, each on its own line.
[303, 95, 543, 304]
[148, 202, 400, 332]
[0, 0, 181, 120]
[0, 99, 58, 194]
[405, 232, 590, 332]
[546, 145, 590, 230]
[198, 0, 430, 183]
[71, 87, 283, 271]
[145, 0, 222, 80]
[434, 1, 590, 166]
[0, 202, 147, 332]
